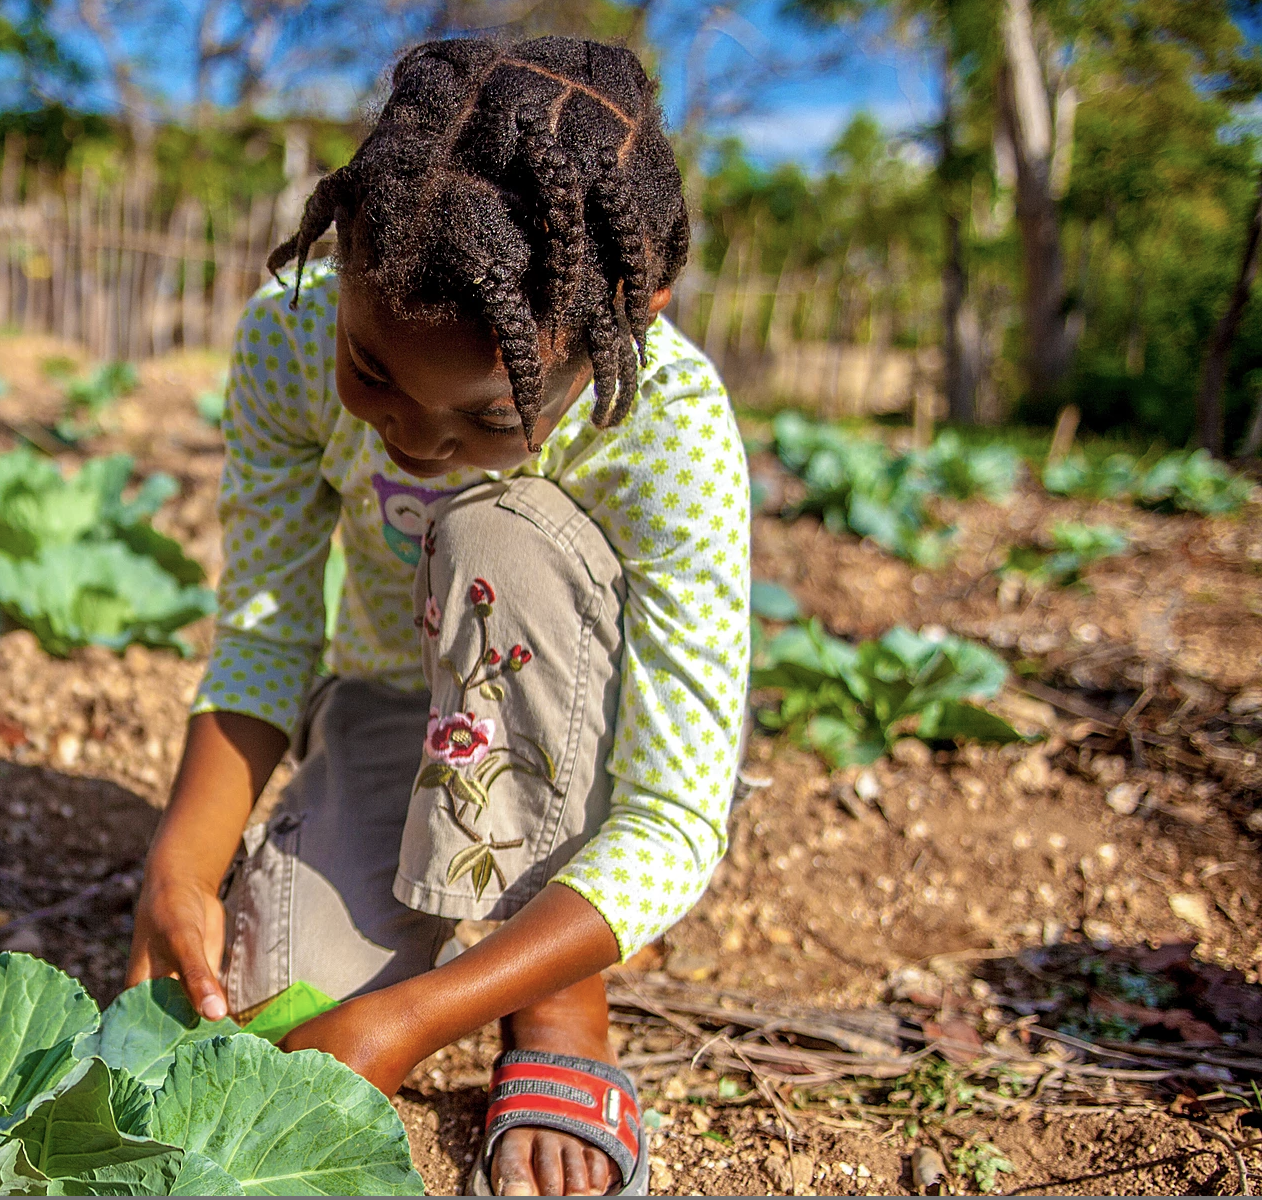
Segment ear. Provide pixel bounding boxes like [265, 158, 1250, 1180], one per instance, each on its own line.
[648, 286, 672, 317]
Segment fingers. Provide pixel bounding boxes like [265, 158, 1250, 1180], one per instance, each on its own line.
[123, 942, 158, 990]
[167, 923, 228, 1020]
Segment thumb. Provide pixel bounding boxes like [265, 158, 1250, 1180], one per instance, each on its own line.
[168, 925, 228, 1021]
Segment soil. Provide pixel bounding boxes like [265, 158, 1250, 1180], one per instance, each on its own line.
[1, 333, 1261, 1195]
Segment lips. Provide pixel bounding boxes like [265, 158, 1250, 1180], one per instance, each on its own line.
[382, 437, 448, 478]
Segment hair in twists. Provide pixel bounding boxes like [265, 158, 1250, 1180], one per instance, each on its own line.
[266, 36, 689, 450]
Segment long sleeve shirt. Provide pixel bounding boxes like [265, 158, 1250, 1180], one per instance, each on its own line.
[192, 262, 750, 958]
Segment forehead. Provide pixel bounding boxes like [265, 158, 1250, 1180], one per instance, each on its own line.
[339, 276, 505, 391]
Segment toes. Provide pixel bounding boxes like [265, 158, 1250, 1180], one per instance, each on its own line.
[561, 1139, 593, 1195]
[584, 1145, 614, 1195]
[489, 1128, 619, 1196]
[491, 1129, 538, 1196]
[531, 1134, 566, 1197]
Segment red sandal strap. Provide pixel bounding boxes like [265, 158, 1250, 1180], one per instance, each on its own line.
[485, 1051, 641, 1186]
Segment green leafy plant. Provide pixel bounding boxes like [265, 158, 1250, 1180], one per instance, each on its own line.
[1042, 451, 1141, 500]
[911, 431, 1021, 502]
[0, 953, 424, 1196]
[751, 619, 1022, 766]
[195, 373, 228, 428]
[953, 1140, 1013, 1194]
[0, 449, 214, 656]
[54, 362, 139, 443]
[1044, 449, 1251, 515]
[749, 580, 801, 621]
[1002, 522, 1130, 588]
[1135, 449, 1253, 514]
[772, 414, 1020, 566]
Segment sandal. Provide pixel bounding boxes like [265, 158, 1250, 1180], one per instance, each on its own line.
[466, 1049, 649, 1196]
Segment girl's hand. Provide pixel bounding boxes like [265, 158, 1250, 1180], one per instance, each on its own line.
[278, 989, 417, 1097]
[125, 870, 228, 1021]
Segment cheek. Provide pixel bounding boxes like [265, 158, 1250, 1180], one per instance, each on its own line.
[334, 360, 387, 423]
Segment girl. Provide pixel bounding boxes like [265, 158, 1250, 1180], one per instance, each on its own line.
[126, 35, 749, 1197]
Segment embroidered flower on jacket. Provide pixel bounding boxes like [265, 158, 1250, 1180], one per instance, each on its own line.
[508, 644, 533, 671]
[469, 577, 496, 606]
[426, 710, 496, 766]
[422, 596, 442, 637]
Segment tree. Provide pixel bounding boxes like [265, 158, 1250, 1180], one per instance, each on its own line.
[787, 0, 1001, 422]
[996, 0, 1076, 405]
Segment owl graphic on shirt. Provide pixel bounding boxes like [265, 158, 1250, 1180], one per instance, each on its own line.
[371, 474, 461, 565]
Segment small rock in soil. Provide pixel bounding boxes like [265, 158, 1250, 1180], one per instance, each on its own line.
[665, 950, 716, 982]
[1168, 892, 1211, 930]
[1106, 780, 1146, 815]
[911, 1145, 946, 1191]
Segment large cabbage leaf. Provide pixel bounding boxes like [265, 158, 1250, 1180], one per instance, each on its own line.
[151, 1036, 424, 1196]
[0, 955, 98, 1124]
[77, 980, 241, 1089]
[0, 958, 424, 1197]
[4, 1058, 177, 1185]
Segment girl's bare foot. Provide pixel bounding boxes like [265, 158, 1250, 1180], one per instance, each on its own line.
[490, 974, 620, 1196]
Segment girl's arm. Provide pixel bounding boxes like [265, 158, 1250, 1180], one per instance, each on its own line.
[278, 882, 618, 1094]
[126, 712, 288, 1020]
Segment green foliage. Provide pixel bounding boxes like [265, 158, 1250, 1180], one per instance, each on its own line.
[53, 362, 138, 443]
[0, 954, 424, 1196]
[1135, 448, 1254, 514]
[749, 580, 801, 621]
[751, 618, 1022, 766]
[1002, 522, 1130, 588]
[0, 449, 214, 656]
[953, 1141, 1013, 1194]
[1042, 452, 1142, 500]
[773, 412, 1020, 565]
[912, 431, 1020, 502]
[1043, 448, 1252, 514]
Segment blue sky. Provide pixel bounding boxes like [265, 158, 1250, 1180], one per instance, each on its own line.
[648, 0, 938, 166]
[27, 0, 937, 173]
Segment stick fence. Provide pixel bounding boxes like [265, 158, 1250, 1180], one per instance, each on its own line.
[0, 143, 936, 415]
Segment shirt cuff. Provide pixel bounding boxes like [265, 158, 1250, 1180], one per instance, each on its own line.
[550, 784, 727, 962]
[190, 629, 322, 740]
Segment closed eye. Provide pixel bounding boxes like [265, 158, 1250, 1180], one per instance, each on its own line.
[468, 410, 522, 437]
[349, 356, 392, 391]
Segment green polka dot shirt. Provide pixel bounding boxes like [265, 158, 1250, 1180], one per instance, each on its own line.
[192, 263, 751, 959]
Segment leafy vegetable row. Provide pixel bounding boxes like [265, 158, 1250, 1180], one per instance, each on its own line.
[0, 953, 424, 1196]
[769, 414, 1253, 568]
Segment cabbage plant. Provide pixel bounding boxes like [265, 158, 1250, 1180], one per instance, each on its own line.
[0, 953, 424, 1196]
[751, 620, 1022, 766]
[0, 450, 214, 656]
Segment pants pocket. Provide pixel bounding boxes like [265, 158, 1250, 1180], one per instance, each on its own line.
[220, 811, 302, 1016]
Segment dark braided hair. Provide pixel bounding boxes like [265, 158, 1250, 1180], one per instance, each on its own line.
[267, 36, 690, 450]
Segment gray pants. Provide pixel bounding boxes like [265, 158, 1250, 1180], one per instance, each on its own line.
[219, 478, 626, 1013]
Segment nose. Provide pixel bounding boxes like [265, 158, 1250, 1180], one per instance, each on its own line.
[385, 412, 458, 461]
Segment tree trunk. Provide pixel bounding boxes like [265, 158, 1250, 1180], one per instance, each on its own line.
[940, 64, 981, 424]
[1196, 164, 1262, 456]
[1000, 0, 1076, 404]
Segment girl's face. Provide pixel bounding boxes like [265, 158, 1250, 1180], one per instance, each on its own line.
[336, 277, 668, 478]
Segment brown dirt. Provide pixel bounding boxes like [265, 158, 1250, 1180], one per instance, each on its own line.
[1, 333, 1260, 1194]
